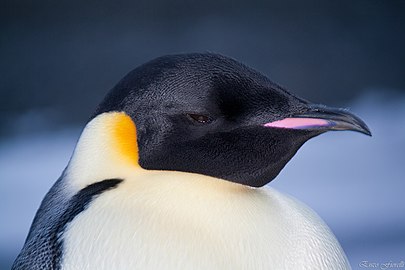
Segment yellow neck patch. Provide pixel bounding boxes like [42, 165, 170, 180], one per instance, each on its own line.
[110, 112, 140, 167]
[66, 111, 142, 190]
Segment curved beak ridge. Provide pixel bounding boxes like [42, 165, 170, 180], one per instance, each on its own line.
[294, 104, 372, 136]
[264, 104, 372, 136]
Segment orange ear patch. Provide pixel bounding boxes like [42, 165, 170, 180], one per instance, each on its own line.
[110, 113, 140, 167]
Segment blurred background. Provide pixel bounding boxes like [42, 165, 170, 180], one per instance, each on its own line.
[1, 0, 404, 269]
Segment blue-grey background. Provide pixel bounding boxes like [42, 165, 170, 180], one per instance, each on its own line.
[1, 0, 404, 269]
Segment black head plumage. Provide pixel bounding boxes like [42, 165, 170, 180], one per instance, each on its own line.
[94, 53, 370, 187]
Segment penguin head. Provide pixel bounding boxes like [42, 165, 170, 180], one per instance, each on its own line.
[94, 53, 370, 187]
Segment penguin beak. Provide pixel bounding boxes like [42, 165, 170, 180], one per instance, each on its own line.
[264, 104, 372, 136]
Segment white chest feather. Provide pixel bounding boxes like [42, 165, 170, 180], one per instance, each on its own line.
[61, 171, 350, 270]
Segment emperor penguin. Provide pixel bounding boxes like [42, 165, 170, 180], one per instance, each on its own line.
[13, 53, 371, 270]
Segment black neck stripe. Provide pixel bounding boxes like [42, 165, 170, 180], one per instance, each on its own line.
[54, 179, 123, 269]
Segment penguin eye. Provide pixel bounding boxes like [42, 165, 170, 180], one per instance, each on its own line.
[187, 113, 212, 124]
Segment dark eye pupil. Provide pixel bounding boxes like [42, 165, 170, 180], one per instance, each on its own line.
[188, 114, 211, 123]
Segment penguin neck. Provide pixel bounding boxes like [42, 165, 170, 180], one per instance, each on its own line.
[65, 112, 142, 191]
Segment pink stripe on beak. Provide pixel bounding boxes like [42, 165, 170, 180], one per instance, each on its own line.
[264, 118, 331, 129]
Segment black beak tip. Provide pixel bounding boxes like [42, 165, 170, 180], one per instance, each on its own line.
[304, 104, 372, 137]
[340, 108, 372, 137]
[357, 123, 372, 137]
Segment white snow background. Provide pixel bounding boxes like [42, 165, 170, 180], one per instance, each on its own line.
[1, 92, 404, 269]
